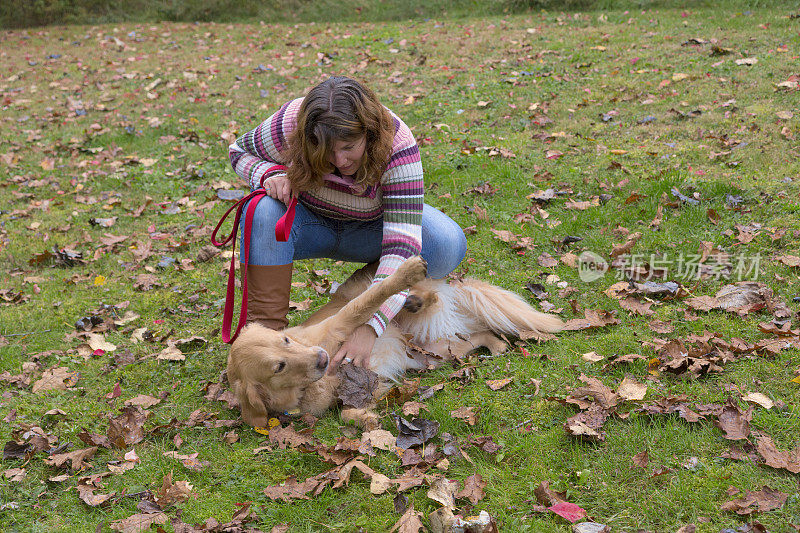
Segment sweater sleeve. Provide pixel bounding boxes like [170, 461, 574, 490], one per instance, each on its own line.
[366, 117, 424, 336]
[228, 98, 303, 190]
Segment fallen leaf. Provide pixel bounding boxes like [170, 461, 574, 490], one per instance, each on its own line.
[619, 297, 654, 316]
[721, 486, 787, 515]
[110, 512, 168, 532]
[162, 451, 210, 471]
[533, 480, 567, 507]
[370, 473, 394, 495]
[3, 468, 26, 482]
[88, 333, 117, 353]
[124, 394, 162, 408]
[714, 401, 752, 440]
[361, 429, 397, 452]
[32, 367, 80, 393]
[427, 477, 459, 508]
[45, 447, 98, 470]
[338, 365, 380, 408]
[549, 501, 586, 523]
[268, 424, 314, 450]
[155, 472, 194, 506]
[581, 351, 604, 363]
[617, 376, 647, 401]
[632, 449, 649, 468]
[450, 406, 478, 426]
[486, 378, 513, 391]
[564, 404, 609, 442]
[742, 392, 773, 410]
[456, 473, 487, 504]
[755, 435, 800, 474]
[107, 407, 148, 448]
[76, 483, 115, 507]
[390, 503, 425, 533]
[395, 416, 439, 449]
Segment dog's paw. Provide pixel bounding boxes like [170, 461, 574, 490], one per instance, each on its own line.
[402, 294, 424, 313]
[398, 256, 427, 285]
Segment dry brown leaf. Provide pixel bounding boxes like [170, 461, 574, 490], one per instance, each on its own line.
[268, 424, 314, 450]
[581, 351, 604, 363]
[32, 367, 80, 393]
[390, 503, 425, 533]
[45, 447, 98, 471]
[110, 512, 168, 532]
[741, 392, 773, 410]
[401, 401, 429, 417]
[427, 477, 459, 508]
[370, 473, 394, 495]
[124, 394, 162, 408]
[714, 401, 752, 440]
[564, 404, 609, 442]
[155, 472, 194, 506]
[610, 231, 642, 258]
[755, 435, 800, 474]
[3, 468, 26, 482]
[775, 254, 800, 267]
[685, 296, 719, 312]
[632, 449, 649, 468]
[619, 297, 654, 316]
[163, 451, 210, 471]
[456, 473, 487, 505]
[486, 378, 513, 391]
[720, 486, 787, 515]
[76, 483, 115, 507]
[617, 376, 647, 401]
[107, 407, 149, 448]
[361, 429, 396, 451]
[533, 480, 567, 507]
[571, 374, 620, 410]
[450, 406, 478, 426]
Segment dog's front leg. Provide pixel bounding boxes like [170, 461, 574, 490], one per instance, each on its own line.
[303, 256, 428, 346]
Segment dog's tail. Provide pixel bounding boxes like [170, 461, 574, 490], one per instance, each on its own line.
[455, 279, 565, 336]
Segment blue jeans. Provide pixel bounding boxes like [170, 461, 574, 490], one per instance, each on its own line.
[240, 198, 466, 279]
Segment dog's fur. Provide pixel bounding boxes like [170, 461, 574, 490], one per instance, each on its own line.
[227, 256, 564, 428]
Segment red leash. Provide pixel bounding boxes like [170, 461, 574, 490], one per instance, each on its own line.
[211, 165, 296, 343]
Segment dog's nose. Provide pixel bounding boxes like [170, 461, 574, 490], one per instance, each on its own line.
[316, 349, 329, 370]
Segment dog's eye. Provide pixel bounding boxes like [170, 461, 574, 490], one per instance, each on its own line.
[275, 361, 286, 373]
[283, 336, 290, 344]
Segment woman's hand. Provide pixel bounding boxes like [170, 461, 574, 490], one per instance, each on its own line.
[262, 173, 295, 205]
[327, 324, 378, 375]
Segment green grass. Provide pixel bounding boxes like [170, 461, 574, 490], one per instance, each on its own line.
[2, 4, 800, 532]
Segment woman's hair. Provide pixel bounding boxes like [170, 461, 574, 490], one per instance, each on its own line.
[285, 77, 394, 191]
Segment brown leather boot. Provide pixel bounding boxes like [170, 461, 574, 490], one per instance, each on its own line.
[244, 263, 293, 330]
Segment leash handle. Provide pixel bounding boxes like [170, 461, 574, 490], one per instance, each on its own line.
[275, 197, 297, 242]
[211, 164, 290, 343]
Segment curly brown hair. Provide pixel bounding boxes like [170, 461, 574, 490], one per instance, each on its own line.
[285, 77, 394, 192]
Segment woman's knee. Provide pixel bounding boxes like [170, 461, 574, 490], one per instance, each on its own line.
[421, 205, 466, 279]
[239, 196, 293, 265]
[246, 196, 286, 236]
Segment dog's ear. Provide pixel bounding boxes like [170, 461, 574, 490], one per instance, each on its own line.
[235, 380, 269, 428]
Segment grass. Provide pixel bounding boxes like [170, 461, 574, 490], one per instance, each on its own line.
[1, 4, 800, 532]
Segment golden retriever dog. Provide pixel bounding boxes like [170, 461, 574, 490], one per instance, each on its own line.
[227, 256, 564, 428]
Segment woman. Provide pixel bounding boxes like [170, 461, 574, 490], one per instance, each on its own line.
[228, 76, 466, 374]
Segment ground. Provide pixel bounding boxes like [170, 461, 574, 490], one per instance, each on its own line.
[0, 5, 799, 532]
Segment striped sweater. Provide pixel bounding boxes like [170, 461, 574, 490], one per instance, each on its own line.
[229, 97, 424, 335]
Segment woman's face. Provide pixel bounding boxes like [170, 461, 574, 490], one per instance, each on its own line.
[328, 136, 366, 176]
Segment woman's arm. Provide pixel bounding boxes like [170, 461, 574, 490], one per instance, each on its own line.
[365, 117, 424, 336]
[228, 98, 302, 190]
